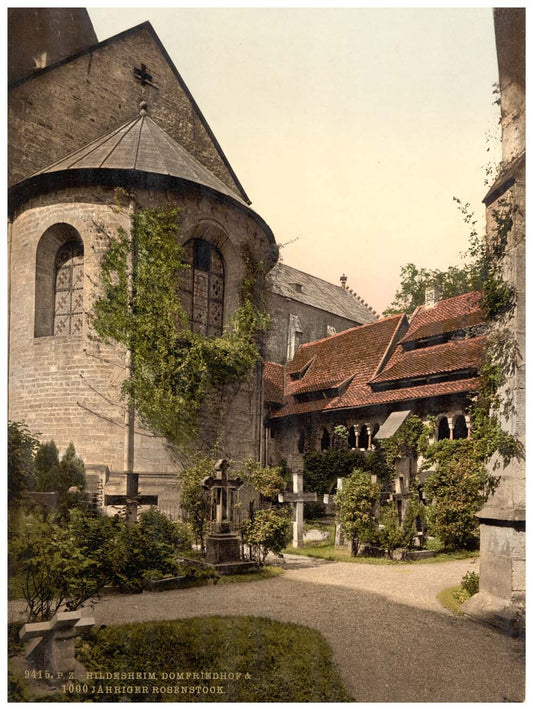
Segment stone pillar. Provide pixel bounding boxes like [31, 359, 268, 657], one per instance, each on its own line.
[334, 478, 345, 546]
[447, 416, 454, 440]
[463, 7, 525, 636]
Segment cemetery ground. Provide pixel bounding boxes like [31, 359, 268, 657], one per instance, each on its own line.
[8, 554, 525, 703]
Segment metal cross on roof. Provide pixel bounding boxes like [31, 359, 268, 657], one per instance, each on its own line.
[134, 63, 157, 88]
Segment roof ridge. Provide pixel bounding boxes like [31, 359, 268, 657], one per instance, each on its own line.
[387, 335, 485, 359]
[272, 262, 377, 314]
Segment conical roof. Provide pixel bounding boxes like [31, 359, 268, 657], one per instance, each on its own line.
[31, 103, 247, 205]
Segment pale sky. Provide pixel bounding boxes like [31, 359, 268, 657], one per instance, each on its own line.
[89, 6, 501, 314]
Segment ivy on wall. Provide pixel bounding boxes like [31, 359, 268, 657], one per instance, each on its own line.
[91, 203, 269, 447]
[454, 196, 523, 467]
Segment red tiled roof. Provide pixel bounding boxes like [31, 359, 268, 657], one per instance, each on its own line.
[285, 315, 407, 397]
[270, 376, 480, 419]
[268, 300, 484, 421]
[263, 361, 285, 405]
[371, 337, 485, 384]
[400, 291, 484, 344]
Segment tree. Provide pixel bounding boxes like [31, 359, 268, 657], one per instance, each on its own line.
[334, 468, 380, 555]
[239, 459, 287, 502]
[383, 262, 480, 316]
[8, 421, 39, 503]
[34, 441, 86, 509]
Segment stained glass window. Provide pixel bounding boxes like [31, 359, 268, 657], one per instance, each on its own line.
[53, 239, 84, 336]
[180, 239, 224, 337]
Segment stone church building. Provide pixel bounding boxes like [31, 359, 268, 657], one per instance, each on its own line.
[7, 8, 376, 514]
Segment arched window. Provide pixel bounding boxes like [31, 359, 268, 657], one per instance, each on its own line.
[453, 415, 468, 440]
[180, 238, 224, 337]
[437, 417, 450, 441]
[321, 428, 331, 451]
[348, 425, 356, 449]
[35, 224, 84, 337]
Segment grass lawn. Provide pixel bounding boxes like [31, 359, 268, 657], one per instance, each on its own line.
[437, 586, 465, 615]
[218, 566, 284, 584]
[62, 616, 351, 702]
[284, 540, 478, 565]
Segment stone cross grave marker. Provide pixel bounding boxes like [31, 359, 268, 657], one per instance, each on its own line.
[202, 459, 244, 533]
[278, 472, 317, 548]
[19, 611, 95, 683]
[104, 472, 158, 524]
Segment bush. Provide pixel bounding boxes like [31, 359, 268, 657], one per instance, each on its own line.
[378, 495, 424, 558]
[304, 449, 368, 494]
[423, 440, 490, 550]
[105, 510, 192, 592]
[241, 508, 292, 565]
[461, 570, 479, 596]
[239, 459, 287, 501]
[12, 511, 111, 621]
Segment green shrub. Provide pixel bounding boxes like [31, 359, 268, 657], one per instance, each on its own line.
[460, 570, 479, 596]
[423, 440, 490, 550]
[241, 508, 292, 565]
[12, 512, 110, 621]
[104, 510, 192, 592]
[378, 495, 424, 557]
[334, 468, 380, 555]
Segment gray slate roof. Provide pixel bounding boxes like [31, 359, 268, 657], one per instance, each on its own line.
[31, 106, 247, 206]
[267, 263, 377, 323]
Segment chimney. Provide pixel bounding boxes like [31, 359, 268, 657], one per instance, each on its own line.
[424, 283, 441, 308]
[340, 274, 347, 289]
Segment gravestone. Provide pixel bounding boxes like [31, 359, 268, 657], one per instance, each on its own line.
[278, 472, 317, 548]
[104, 472, 158, 524]
[19, 611, 95, 684]
[202, 460, 256, 573]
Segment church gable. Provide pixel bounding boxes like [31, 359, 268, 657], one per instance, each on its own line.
[9, 22, 248, 203]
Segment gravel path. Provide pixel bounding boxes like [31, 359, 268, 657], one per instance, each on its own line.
[9, 556, 525, 702]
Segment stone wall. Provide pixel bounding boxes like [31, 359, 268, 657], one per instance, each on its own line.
[8, 8, 98, 84]
[263, 291, 363, 364]
[8, 24, 243, 199]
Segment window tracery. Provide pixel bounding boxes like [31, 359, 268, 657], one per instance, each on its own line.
[180, 238, 224, 337]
